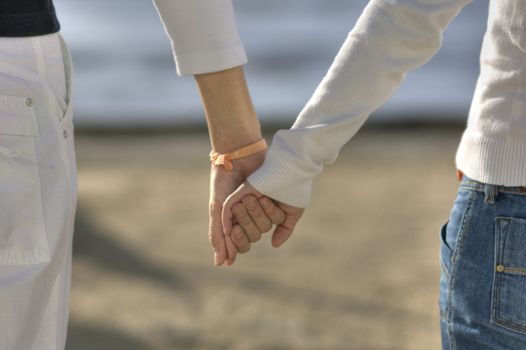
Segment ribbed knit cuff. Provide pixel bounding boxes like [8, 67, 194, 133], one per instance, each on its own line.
[174, 42, 247, 75]
[247, 150, 313, 208]
[456, 131, 526, 186]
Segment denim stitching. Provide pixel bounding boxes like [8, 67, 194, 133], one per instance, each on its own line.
[499, 267, 526, 275]
[491, 217, 526, 335]
[446, 190, 475, 350]
[491, 218, 505, 332]
[459, 181, 526, 196]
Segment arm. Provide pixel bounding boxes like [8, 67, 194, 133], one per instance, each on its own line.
[223, 0, 473, 248]
[245, 0, 473, 209]
[195, 67, 262, 154]
[153, 1, 284, 265]
[196, 66, 283, 266]
[153, 0, 247, 74]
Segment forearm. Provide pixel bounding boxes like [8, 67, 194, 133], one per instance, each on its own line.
[195, 66, 262, 154]
[196, 66, 265, 267]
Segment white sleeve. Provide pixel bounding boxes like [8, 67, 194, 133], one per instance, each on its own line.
[247, 0, 473, 208]
[153, 0, 247, 75]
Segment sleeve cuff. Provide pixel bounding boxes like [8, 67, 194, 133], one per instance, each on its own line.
[173, 42, 247, 75]
[247, 149, 313, 208]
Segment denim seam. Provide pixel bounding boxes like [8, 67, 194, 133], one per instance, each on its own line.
[446, 190, 476, 350]
[492, 318, 526, 335]
[491, 217, 526, 335]
[491, 218, 505, 333]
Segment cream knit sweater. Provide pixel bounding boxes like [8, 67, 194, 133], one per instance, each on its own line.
[155, 0, 526, 208]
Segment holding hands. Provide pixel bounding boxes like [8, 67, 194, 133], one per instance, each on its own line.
[222, 182, 304, 254]
[209, 153, 304, 267]
[194, 66, 304, 266]
[211, 170, 304, 266]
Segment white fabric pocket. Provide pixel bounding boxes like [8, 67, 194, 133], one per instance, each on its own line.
[0, 94, 50, 265]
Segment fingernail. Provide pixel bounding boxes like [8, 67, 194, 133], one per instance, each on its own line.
[260, 198, 269, 208]
[214, 253, 219, 266]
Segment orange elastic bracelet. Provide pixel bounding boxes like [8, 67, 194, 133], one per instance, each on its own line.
[210, 139, 268, 171]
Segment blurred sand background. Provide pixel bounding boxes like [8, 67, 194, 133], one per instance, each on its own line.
[65, 125, 463, 350]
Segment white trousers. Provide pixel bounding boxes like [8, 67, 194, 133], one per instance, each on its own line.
[0, 33, 76, 350]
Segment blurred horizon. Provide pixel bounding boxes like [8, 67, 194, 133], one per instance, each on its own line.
[54, 0, 488, 129]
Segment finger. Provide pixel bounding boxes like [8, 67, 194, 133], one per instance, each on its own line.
[271, 213, 301, 248]
[233, 203, 262, 243]
[209, 230, 226, 266]
[231, 225, 251, 253]
[222, 200, 236, 238]
[222, 182, 263, 235]
[243, 195, 273, 233]
[222, 187, 249, 236]
[209, 220, 226, 266]
[259, 197, 286, 226]
[272, 223, 295, 248]
[209, 201, 227, 266]
[224, 234, 237, 265]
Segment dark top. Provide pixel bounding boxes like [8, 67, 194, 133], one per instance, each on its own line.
[0, 0, 60, 37]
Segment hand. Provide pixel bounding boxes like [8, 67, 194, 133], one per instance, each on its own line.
[222, 182, 305, 250]
[209, 151, 285, 266]
[227, 194, 286, 253]
[193, 66, 285, 265]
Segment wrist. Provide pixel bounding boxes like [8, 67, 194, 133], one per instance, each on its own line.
[210, 138, 267, 177]
[211, 127, 262, 154]
[230, 148, 266, 178]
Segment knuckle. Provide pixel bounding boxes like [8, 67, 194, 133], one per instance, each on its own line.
[237, 216, 252, 226]
[233, 203, 246, 217]
[248, 232, 262, 243]
[248, 205, 263, 218]
[232, 226, 247, 242]
[233, 231, 246, 242]
[260, 221, 272, 232]
[272, 212, 286, 225]
[243, 196, 259, 211]
[264, 203, 275, 215]
[234, 211, 252, 226]
[251, 211, 263, 220]
[239, 244, 251, 253]
[208, 233, 222, 246]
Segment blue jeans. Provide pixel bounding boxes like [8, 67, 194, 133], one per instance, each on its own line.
[440, 175, 526, 349]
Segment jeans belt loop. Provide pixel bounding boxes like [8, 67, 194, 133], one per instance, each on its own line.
[484, 183, 498, 204]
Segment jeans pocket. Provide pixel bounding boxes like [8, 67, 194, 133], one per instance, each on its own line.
[439, 220, 452, 276]
[0, 94, 50, 265]
[491, 217, 526, 334]
[439, 190, 474, 277]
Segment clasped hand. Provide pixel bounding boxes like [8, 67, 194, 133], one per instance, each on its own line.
[208, 152, 304, 266]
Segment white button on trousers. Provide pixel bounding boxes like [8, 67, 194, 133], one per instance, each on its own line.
[0, 33, 76, 350]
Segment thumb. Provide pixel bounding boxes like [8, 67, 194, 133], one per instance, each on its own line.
[222, 182, 257, 236]
[271, 214, 300, 248]
[271, 225, 295, 248]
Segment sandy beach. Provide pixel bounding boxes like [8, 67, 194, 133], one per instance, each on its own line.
[66, 126, 463, 350]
